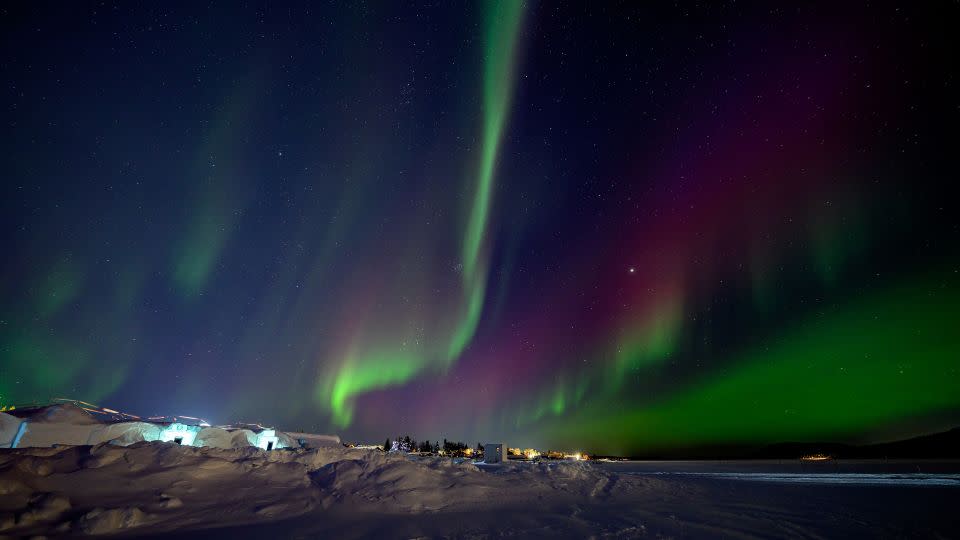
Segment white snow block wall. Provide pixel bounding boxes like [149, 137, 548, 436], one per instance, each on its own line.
[17, 422, 102, 447]
[277, 431, 299, 449]
[256, 429, 280, 450]
[158, 423, 201, 446]
[96, 422, 163, 446]
[194, 427, 298, 450]
[2, 417, 163, 448]
[194, 427, 236, 448]
[484, 443, 507, 463]
[0, 412, 24, 448]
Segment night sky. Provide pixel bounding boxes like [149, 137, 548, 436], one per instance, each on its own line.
[2, 1, 958, 455]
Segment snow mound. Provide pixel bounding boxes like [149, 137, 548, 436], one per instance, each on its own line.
[12, 403, 102, 425]
[1, 444, 950, 538]
[309, 450, 493, 513]
[0, 443, 618, 537]
[194, 427, 258, 449]
[77, 506, 149, 535]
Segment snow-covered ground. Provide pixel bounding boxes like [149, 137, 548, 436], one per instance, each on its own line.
[1, 443, 957, 538]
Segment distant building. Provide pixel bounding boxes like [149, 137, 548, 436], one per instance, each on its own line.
[484, 443, 507, 463]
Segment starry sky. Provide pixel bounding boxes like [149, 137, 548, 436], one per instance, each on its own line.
[2, 1, 958, 455]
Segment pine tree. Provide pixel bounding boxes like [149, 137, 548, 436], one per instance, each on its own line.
[384, 438, 391, 452]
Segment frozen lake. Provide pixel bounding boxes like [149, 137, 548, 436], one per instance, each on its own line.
[594, 459, 960, 486]
[197, 459, 960, 538]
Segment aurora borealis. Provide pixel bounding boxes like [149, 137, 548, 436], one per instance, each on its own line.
[1, 1, 957, 455]
[325, 0, 525, 427]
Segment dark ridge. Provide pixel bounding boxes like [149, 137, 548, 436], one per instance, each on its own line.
[589, 427, 960, 460]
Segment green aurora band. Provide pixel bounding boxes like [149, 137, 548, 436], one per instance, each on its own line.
[541, 271, 960, 454]
[5, 1, 956, 456]
[448, 0, 525, 362]
[171, 81, 260, 298]
[322, 1, 526, 427]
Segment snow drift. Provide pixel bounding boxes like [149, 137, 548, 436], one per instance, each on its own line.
[0, 442, 614, 537]
[1, 442, 956, 538]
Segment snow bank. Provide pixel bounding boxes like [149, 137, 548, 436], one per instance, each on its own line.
[4, 443, 950, 538]
[194, 427, 257, 449]
[0, 442, 621, 537]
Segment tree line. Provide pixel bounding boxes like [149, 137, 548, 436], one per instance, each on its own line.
[384, 435, 484, 457]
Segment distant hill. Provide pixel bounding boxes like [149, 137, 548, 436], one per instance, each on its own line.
[757, 427, 960, 459]
[609, 427, 960, 460]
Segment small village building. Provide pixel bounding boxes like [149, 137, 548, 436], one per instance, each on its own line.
[483, 443, 507, 463]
